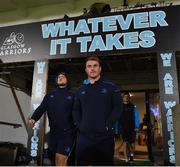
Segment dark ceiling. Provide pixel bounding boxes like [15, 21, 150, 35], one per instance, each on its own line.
[1, 52, 180, 95]
[0, 53, 157, 92]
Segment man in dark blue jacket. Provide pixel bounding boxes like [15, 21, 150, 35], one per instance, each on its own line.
[73, 56, 123, 165]
[120, 92, 140, 164]
[28, 72, 74, 166]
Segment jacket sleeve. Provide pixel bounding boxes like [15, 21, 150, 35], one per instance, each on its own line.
[134, 107, 140, 129]
[106, 85, 123, 128]
[31, 94, 48, 122]
[72, 92, 82, 128]
[113, 120, 121, 135]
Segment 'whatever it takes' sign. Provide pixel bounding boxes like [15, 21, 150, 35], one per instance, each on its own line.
[0, 5, 180, 62]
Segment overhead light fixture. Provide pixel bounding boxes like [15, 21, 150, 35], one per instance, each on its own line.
[84, 3, 111, 16]
[63, 14, 69, 19]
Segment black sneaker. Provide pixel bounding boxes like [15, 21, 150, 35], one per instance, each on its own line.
[129, 155, 134, 163]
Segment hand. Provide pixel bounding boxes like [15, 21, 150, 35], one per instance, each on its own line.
[28, 119, 35, 128]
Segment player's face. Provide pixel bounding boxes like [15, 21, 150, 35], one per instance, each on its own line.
[57, 74, 67, 86]
[123, 95, 130, 103]
[85, 60, 101, 79]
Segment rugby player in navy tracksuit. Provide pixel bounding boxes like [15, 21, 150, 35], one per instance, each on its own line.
[28, 72, 74, 166]
[73, 56, 123, 165]
[120, 92, 140, 164]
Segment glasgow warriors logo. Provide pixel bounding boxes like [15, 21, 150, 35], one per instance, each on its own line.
[3, 32, 24, 45]
[0, 32, 31, 56]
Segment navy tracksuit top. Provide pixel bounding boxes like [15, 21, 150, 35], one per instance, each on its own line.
[73, 78, 123, 136]
[121, 102, 135, 132]
[31, 87, 74, 132]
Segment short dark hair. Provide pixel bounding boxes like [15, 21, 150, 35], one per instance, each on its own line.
[85, 56, 101, 66]
[123, 91, 130, 97]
